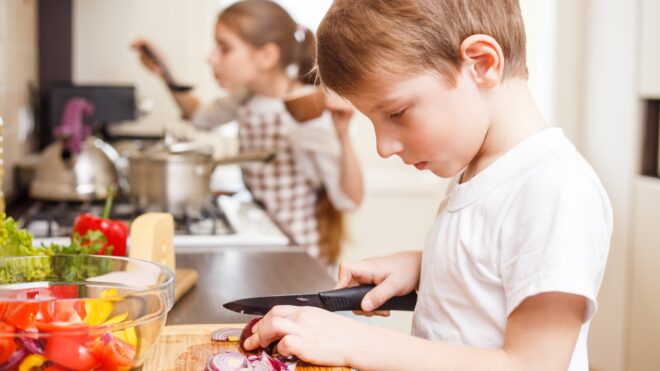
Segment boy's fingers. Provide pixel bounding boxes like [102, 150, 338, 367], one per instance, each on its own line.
[335, 263, 354, 289]
[352, 310, 391, 317]
[244, 315, 302, 350]
[335, 261, 375, 289]
[362, 278, 399, 312]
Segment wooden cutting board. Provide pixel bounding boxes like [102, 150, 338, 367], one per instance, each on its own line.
[142, 324, 351, 371]
[173, 268, 198, 304]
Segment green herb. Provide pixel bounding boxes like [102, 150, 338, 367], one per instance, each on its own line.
[0, 213, 115, 284]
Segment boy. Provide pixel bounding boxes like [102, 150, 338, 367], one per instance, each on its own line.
[244, 1, 612, 370]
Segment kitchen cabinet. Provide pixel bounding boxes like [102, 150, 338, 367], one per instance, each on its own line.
[627, 176, 660, 370]
[640, 0, 660, 97]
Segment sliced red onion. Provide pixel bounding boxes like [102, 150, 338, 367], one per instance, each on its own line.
[211, 327, 243, 342]
[0, 347, 28, 371]
[240, 318, 262, 351]
[206, 350, 249, 371]
[248, 356, 271, 371]
[101, 332, 113, 344]
[260, 352, 288, 371]
[18, 336, 44, 355]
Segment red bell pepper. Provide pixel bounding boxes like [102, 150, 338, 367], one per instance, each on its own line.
[72, 188, 128, 257]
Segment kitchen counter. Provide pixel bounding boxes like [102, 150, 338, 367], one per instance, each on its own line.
[167, 250, 336, 324]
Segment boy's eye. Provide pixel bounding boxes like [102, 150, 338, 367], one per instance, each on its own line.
[388, 109, 407, 120]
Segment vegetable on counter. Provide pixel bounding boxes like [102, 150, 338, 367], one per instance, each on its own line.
[72, 188, 128, 257]
[0, 213, 113, 284]
[208, 319, 296, 371]
[0, 288, 138, 371]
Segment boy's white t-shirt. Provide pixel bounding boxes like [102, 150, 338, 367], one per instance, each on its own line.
[411, 128, 612, 370]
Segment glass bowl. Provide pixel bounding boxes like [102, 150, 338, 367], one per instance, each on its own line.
[0, 254, 174, 370]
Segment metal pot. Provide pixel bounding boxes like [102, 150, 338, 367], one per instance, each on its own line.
[30, 137, 120, 201]
[127, 142, 274, 217]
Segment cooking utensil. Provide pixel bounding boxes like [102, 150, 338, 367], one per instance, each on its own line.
[139, 44, 193, 92]
[0, 254, 175, 369]
[223, 285, 417, 315]
[30, 136, 120, 201]
[284, 85, 326, 122]
[143, 324, 350, 371]
[128, 143, 275, 217]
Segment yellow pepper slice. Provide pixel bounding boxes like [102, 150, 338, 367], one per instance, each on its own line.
[103, 312, 128, 325]
[19, 354, 46, 371]
[84, 288, 122, 325]
[113, 325, 138, 347]
[84, 299, 113, 325]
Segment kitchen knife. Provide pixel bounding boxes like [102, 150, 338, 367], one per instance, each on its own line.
[223, 285, 417, 315]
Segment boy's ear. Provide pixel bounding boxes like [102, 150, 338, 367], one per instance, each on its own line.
[459, 34, 504, 88]
[256, 42, 281, 71]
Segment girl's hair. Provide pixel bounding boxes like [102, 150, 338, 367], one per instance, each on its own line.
[317, 0, 528, 96]
[316, 191, 344, 264]
[218, 0, 317, 85]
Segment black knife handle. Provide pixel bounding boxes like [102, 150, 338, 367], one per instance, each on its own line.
[319, 285, 417, 312]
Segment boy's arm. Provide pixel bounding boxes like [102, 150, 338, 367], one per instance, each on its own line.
[245, 292, 585, 371]
[353, 292, 585, 371]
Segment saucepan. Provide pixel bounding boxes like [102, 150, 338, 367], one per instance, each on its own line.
[128, 142, 274, 218]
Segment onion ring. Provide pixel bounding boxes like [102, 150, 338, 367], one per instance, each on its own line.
[211, 327, 243, 342]
[205, 350, 249, 371]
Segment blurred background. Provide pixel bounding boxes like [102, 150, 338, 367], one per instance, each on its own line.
[0, 0, 658, 370]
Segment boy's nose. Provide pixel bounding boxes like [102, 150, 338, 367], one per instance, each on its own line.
[375, 133, 404, 159]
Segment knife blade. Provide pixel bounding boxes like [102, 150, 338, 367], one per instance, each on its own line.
[223, 285, 417, 315]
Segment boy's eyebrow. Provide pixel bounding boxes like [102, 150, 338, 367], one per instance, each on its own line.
[375, 96, 407, 110]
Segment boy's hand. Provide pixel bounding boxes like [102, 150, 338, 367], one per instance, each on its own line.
[325, 92, 354, 139]
[243, 306, 371, 367]
[336, 251, 421, 314]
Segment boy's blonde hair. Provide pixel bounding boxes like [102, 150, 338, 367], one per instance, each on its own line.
[317, 0, 528, 95]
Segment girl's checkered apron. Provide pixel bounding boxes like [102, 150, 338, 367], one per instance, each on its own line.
[237, 106, 321, 255]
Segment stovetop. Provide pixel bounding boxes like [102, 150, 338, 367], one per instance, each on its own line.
[13, 194, 291, 251]
[19, 198, 234, 238]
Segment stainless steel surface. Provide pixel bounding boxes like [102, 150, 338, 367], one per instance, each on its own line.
[128, 144, 212, 218]
[127, 141, 274, 218]
[29, 137, 119, 201]
[23, 194, 291, 250]
[167, 251, 335, 324]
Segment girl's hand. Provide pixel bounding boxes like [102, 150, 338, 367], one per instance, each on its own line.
[243, 306, 370, 367]
[336, 251, 421, 315]
[325, 92, 354, 139]
[131, 38, 167, 79]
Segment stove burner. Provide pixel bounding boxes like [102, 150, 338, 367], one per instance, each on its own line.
[19, 198, 235, 238]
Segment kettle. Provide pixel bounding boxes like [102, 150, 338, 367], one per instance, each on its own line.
[29, 98, 119, 201]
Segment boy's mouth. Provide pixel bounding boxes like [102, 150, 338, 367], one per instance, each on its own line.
[414, 161, 427, 170]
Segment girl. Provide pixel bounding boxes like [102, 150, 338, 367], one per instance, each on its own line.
[133, 0, 363, 263]
[243, 0, 613, 370]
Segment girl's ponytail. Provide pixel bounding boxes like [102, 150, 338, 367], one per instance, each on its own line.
[294, 26, 318, 85]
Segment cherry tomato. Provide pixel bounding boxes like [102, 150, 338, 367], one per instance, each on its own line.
[44, 365, 72, 371]
[101, 337, 136, 369]
[45, 336, 97, 371]
[4, 302, 52, 330]
[51, 300, 86, 323]
[0, 321, 17, 365]
[50, 285, 79, 299]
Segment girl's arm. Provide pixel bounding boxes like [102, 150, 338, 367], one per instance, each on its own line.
[131, 39, 201, 120]
[245, 292, 585, 371]
[327, 94, 364, 206]
[170, 90, 200, 120]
